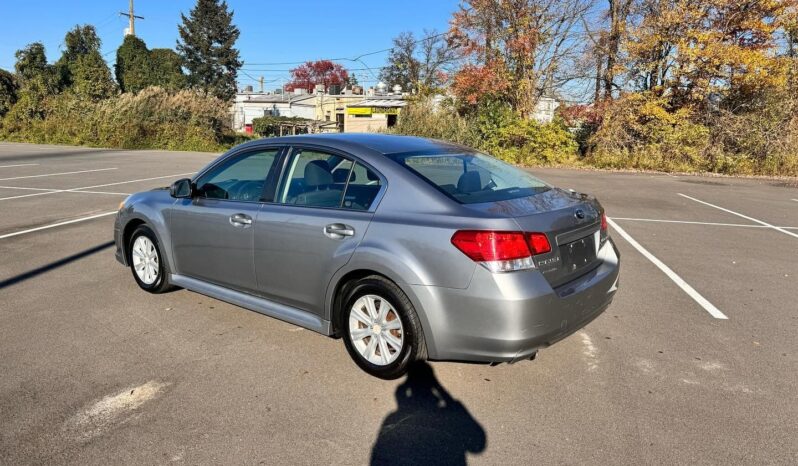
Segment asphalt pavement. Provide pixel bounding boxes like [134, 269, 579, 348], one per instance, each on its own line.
[0, 142, 796, 465]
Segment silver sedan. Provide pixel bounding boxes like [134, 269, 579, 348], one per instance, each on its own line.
[114, 134, 620, 379]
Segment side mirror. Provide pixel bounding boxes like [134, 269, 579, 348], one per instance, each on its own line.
[170, 178, 194, 198]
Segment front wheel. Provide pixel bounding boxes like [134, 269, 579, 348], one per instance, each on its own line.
[341, 276, 426, 379]
[128, 225, 174, 294]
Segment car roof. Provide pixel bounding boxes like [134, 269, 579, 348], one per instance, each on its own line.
[243, 133, 468, 156]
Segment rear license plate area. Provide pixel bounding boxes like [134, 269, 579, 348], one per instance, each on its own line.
[561, 235, 596, 272]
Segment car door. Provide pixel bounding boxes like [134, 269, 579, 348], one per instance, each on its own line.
[253, 147, 385, 316]
[170, 147, 282, 294]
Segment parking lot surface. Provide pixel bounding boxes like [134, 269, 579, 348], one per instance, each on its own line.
[1, 142, 796, 465]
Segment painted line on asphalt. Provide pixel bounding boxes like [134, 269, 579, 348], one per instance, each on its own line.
[678, 193, 798, 240]
[0, 211, 117, 240]
[0, 163, 39, 168]
[0, 185, 129, 196]
[0, 172, 193, 201]
[0, 167, 117, 181]
[611, 217, 798, 230]
[792, 199, 798, 202]
[607, 217, 728, 320]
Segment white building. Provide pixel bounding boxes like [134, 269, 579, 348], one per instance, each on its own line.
[231, 91, 317, 133]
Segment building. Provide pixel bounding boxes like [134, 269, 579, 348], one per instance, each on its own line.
[231, 90, 317, 133]
[344, 96, 407, 133]
[232, 85, 409, 134]
[532, 96, 559, 123]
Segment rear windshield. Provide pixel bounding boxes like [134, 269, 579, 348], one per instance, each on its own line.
[389, 152, 550, 204]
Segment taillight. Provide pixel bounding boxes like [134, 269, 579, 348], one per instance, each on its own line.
[528, 232, 552, 255]
[451, 230, 551, 273]
[600, 211, 608, 232]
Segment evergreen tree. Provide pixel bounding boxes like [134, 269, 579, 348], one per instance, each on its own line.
[0, 69, 18, 117]
[56, 25, 116, 100]
[150, 49, 187, 92]
[12, 43, 59, 120]
[177, 0, 242, 101]
[116, 36, 187, 94]
[116, 35, 154, 93]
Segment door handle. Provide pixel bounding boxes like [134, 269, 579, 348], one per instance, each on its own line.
[229, 213, 253, 227]
[324, 223, 355, 239]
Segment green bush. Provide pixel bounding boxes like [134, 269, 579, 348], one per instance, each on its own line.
[389, 98, 578, 166]
[0, 86, 231, 152]
[586, 93, 713, 173]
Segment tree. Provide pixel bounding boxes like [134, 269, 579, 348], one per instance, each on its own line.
[450, 0, 593, 116]
[627, 0, 789, 110]
[55, 25, 116, 100]
[285, 60, 349, 93]
[115, 35, 153, 93]
[177, 0, 242, 101]
[380, 30, 460, 94]
[12, 43, 59, 120]
[0, 69, 18, 117]
[150, 49, 187, 92]
[116, 36, 186, 94]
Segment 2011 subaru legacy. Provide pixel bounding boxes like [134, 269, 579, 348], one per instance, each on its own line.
[114, 134, 620, 379]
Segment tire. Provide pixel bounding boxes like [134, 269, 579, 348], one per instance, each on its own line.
[128, 225, 174, 294]
[341, 275, 426, 379]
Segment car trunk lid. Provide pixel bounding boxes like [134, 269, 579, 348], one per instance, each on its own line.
[463, 188, 604, 288]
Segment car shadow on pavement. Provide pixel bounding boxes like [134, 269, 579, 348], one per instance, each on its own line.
[370, 361, 486, 466]
[0, 241, 114, 289]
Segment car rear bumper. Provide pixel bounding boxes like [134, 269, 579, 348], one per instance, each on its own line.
[411, 238, 620, 363]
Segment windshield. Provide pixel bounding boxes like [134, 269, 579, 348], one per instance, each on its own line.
[389, 152, 550, 204]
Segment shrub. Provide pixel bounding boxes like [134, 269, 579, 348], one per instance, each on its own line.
[0, 86, 231, 152]
[389, 98, 578, 166]
[587, 93, 713, 172]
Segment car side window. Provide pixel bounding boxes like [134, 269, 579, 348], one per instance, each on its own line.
[277, 149, 382, 210]
[341, 162, 382, 211]
[196, 149, 279, 202]
[278, 150, 349, 208]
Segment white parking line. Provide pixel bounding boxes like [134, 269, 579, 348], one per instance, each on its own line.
[0, 168, 117, 181]
[0, 211, 117, 240]
[792, 199, 798, 202]
[678, 193, 798, 240]
[0, 173, 193, 202]
[0, 163, 39, 168]
[611, 217, 798, 230]
[607, 217, 728, 320]
[0, 185, 129, 196]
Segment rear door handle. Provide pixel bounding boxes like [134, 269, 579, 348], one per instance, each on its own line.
[229, 213, 253, 227]
[324, 223, 355, 239]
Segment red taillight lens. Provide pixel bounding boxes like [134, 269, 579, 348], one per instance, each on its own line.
[527, 232, 552, 255]
[600, 211, 608, 231]
[451, 230, 531, 262]
[451, 230, 551, 263]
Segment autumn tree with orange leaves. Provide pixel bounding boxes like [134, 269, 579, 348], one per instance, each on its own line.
[450, 0, 593, 117]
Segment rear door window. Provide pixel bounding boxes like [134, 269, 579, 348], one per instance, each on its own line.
[276, 149, 383, 210]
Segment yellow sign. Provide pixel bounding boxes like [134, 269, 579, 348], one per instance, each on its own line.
[346, 107, 372, 116]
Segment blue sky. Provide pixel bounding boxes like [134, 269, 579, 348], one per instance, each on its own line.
[0, 0, 461, 89]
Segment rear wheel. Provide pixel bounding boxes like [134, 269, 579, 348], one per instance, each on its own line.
[128, 225, 173, 294]
[341, 276, 425, 379]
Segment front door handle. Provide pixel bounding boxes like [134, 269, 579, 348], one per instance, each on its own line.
[324, 223, 355, 239]
[229, 213, 253, 227]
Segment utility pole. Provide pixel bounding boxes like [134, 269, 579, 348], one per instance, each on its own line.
[259, 76, 264, 94]
[120, 0, 144, 37]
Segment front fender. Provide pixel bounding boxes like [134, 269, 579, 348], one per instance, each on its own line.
[117, 190, 176, 272]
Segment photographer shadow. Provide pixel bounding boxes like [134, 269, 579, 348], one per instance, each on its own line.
[370, 362, 486, 466]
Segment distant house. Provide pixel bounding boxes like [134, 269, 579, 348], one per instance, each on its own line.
[344, 96, 407, 133]
[231, 90, 317, 133]
[532, 96, 559, 124]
